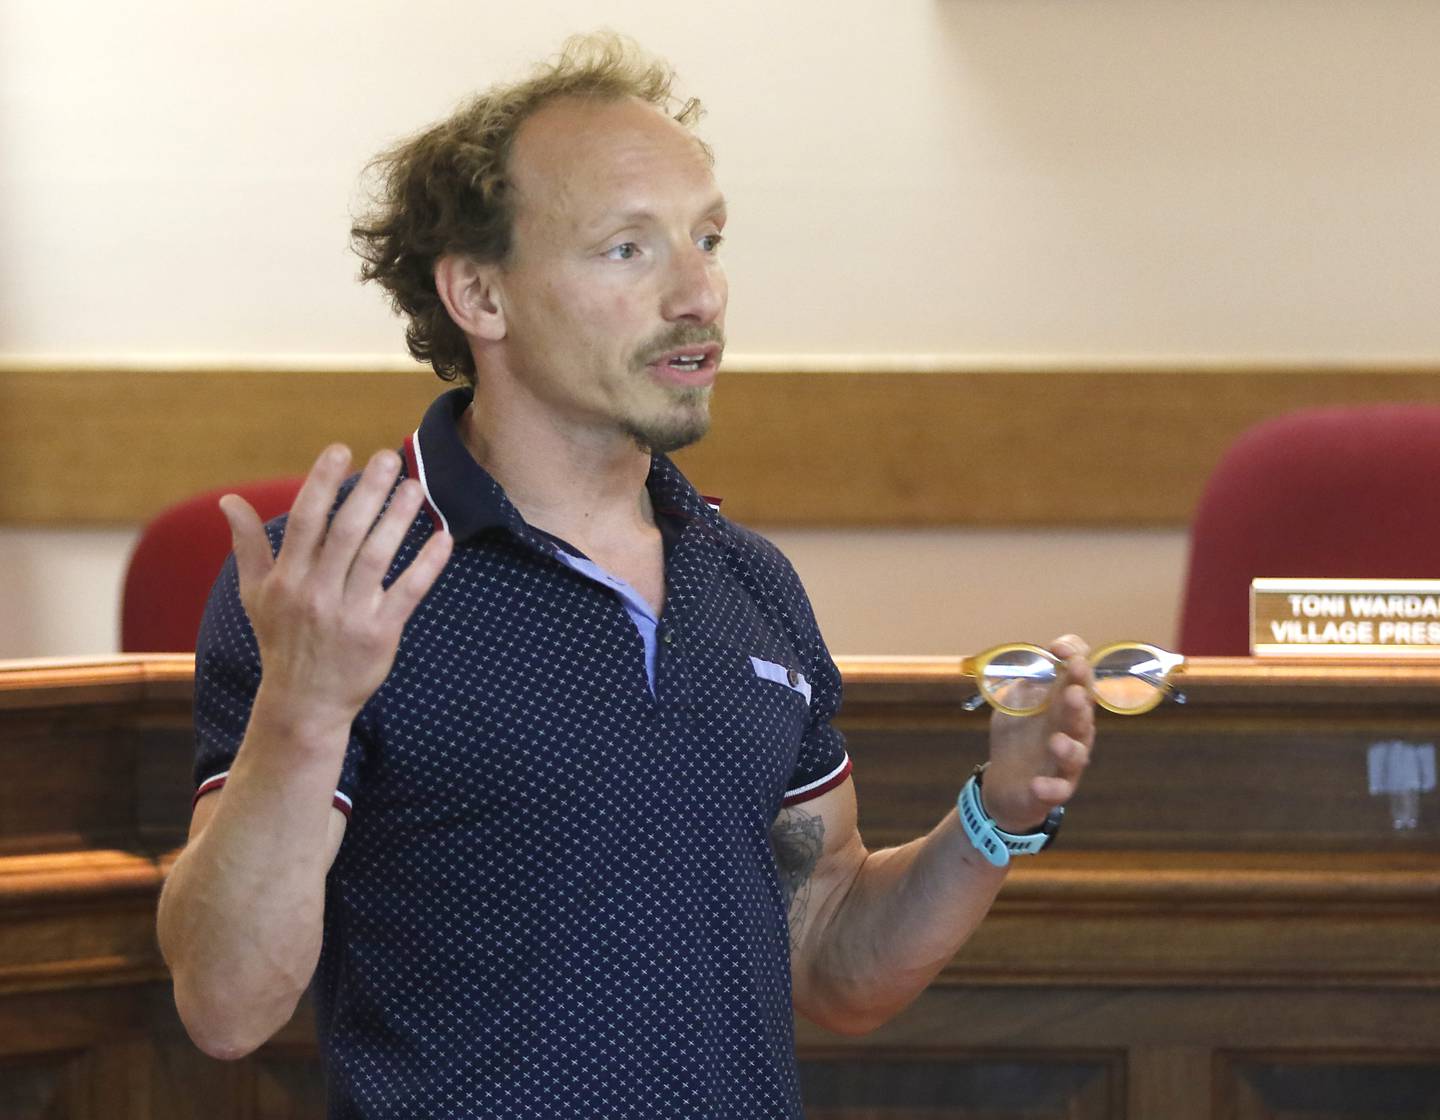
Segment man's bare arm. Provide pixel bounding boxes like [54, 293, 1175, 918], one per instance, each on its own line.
[156, 445, 451, 1059]
[774, 780, 1010, 1035]
[776, 639, 1095, 1035]
[159, 771, 348, 1058]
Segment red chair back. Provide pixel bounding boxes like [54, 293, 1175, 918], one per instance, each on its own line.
[121, 478, 303, 653]
[1178, 405, 1440, 655]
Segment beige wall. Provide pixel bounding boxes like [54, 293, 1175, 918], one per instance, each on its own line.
[3, 0, 1437, 657]
[0, 524, 1191, 658]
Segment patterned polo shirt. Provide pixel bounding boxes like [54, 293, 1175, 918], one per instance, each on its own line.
[192, 387, 853, 1118]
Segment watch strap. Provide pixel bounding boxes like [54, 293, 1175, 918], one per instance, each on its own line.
[957, 765, 1063, 868]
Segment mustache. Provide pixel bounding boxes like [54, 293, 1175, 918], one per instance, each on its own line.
[635, 325, 726, 368]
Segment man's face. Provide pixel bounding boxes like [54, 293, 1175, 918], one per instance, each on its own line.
[493, 96, 727, 454]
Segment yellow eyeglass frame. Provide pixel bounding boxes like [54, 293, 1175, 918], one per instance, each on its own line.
[960, 641, 1186, 717]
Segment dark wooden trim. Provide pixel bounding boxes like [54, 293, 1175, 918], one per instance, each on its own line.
[4, 362, 1440, 526]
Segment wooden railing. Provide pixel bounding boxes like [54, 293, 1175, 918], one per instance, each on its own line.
[3, 655, 1438, 1118]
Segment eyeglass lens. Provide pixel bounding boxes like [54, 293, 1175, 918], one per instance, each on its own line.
[1091, 646, 1167, 712]
[980, 648, 1058, 713]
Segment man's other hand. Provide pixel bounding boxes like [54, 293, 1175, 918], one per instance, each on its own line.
[979, 634, 1096, 834]
[219, 445, 453, 735]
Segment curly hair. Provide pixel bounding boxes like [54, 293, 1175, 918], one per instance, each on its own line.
[350, 32, 706, 385]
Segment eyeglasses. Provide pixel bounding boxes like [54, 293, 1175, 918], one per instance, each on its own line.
[960, 641, 1186, 717]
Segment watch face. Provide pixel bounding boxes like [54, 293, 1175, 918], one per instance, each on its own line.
[1037, 805, 1064, 848]
[1000, 805, 1063, 854]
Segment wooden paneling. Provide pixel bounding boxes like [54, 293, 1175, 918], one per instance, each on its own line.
[245, 1045, 329, 1120]
[0, 1050, 82, 1120]
[797, 988, 1440, 1119]
[0, 656, 194, 857]
[1218, 1053, 1440, 1119]
[3, 655, 1440, 1117]
[840, 654, 1440, 853]
[798, 1050, 1124, 1119]
[4, 361, 1440, 526]
[0, 985, 321, 1120]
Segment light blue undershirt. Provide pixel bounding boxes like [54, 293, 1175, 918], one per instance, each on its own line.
[550, 550, 661, 696]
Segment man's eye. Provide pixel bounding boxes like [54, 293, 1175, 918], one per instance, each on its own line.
[606, 242, 640, 260]
[699, 234, 724, 253]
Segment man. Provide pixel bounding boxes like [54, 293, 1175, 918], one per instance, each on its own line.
[157, 34, 1095, 1118]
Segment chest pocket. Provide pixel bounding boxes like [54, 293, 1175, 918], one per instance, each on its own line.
[671, 639, 810, 805]
[748, 656, 812, 705]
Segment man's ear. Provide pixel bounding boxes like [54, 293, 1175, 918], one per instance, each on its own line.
[434, 254, 506, 342]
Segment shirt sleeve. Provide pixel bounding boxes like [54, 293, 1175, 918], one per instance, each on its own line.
[192, 522, 367, 819]
[779, 589, 851, 808]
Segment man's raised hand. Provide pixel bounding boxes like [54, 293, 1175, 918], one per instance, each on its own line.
[218, 444, 453, 735]
[980, 634, 1097, 835]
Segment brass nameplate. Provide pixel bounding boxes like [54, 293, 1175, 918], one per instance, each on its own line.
[1252, 578, 1440, 657]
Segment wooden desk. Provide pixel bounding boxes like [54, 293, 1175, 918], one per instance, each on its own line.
[2, 656, 1437, 1118]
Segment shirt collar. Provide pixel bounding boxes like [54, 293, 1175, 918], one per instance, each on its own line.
[404, 387, 724, 545]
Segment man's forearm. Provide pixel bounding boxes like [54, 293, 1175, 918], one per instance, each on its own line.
[157, 692, 348, 1059]
[794, 809, 1006, 1035]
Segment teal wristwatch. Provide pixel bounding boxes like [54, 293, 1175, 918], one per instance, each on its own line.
[957, 763, 1064, 868]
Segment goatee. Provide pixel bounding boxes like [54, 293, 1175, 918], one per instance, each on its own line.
[623, 387, 712, 454]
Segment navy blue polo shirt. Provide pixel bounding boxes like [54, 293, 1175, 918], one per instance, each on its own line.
[193, 387, 852, 1118]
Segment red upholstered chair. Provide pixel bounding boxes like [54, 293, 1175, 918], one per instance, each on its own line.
[1177, 405, 1440, 655]
[121, 478, 303, 653]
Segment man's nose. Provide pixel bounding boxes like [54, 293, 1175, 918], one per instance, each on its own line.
[662, 247, 725, 325]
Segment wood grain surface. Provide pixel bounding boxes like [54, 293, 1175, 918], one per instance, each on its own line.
[5, 361, 1440, 526]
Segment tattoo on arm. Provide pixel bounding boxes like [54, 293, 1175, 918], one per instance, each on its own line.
[770, 807, 825, 948]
